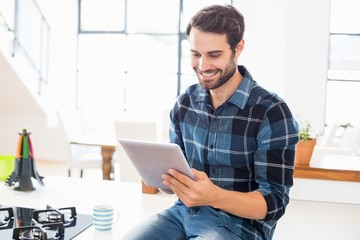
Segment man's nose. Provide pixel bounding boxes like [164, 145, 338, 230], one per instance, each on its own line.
[198, 56, 211, 71]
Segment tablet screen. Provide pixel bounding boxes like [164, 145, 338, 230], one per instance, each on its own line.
[118, 138, 194, 190]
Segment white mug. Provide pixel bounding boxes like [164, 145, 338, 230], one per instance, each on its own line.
[93, 204, 118, 231]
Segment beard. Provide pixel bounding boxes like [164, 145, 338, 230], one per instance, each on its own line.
[195, 56, 237, 91]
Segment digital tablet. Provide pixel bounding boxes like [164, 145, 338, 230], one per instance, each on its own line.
[118, 138, 194, 191]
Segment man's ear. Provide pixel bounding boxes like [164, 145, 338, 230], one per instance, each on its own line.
[235, 39, 245, 55]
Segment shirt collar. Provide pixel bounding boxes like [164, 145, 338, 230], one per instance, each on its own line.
[196, 65, 254, 110]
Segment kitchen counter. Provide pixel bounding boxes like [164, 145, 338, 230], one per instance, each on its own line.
[295, 154, 360, 182]
[1, 176, 360, 239]
[1, 176, 176, 239]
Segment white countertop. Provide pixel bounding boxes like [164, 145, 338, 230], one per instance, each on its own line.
[311, 154, 360, 171]
[1, 176, 360, 240]
[1, 176, 176, 239]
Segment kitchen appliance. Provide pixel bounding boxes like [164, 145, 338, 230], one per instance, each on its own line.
[0, 205, 92, 240]
[5, 128, 44, 191]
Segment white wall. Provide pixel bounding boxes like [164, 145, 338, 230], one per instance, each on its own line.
[284, 0, 330, 133]
[0, 114, 66, 162]
[37, 0, 78, 108]
[0, 51, 45, 115]
[235, 0, 331, 133]
[236, 0, 288, 95]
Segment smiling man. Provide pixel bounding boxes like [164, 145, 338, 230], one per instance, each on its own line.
[123, 4, 299, 240]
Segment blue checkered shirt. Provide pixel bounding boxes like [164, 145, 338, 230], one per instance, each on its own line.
[169, 65, 299, 240]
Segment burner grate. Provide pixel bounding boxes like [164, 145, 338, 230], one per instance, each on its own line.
[12, 222, 64, 240]
[33, 207, 77, 227]
[0, 205, 92, 240]
[13, 223, 65, 240]
[0, 207, 14, 228]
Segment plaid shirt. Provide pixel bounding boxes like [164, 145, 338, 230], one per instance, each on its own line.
[169, 65, 299, 240]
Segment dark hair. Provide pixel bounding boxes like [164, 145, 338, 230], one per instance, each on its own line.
[185, 4, 245, 52]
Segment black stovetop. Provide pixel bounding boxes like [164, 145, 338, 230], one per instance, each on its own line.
[0, 204, 93, 240]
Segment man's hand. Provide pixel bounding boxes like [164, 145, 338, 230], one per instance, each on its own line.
[162, 168, 267, 219]
[162, 168, 221, 208]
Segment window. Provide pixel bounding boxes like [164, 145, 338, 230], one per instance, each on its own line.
[326, 0, 360, 125]
[80, 0, 125, 32]
[76, 0, 231, 119]
[0, 0, 50, 94]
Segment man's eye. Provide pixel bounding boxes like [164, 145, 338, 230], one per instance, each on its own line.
[209, 54, 221, 58]
[191, 52, 201, 57]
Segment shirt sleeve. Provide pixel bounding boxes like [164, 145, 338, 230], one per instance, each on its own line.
[254, 102, 299, 221]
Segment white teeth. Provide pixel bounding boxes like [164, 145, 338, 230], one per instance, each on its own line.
[201, 72, 215, 77]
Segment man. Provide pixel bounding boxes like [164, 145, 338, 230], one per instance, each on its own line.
[123, 4, 298, 240]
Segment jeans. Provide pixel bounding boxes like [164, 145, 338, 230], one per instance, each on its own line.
[122, 200, 241, 240]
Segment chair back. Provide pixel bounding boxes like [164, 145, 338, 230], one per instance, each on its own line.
[114, 120, 157, 182]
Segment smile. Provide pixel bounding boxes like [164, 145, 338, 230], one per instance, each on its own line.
[198, 70, 219, 77]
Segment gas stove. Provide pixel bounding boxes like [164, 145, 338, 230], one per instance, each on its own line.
[0, 205, 93, 240]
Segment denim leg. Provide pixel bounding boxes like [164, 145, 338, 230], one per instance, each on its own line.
[122, 209, 186, 240]
[122, 202, 241, 240]
[185, 206, 241, 240]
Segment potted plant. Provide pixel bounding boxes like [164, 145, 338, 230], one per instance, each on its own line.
[295, 121, 317, 165]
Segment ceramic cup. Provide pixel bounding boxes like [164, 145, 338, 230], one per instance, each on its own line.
[93, 204, 118, 231]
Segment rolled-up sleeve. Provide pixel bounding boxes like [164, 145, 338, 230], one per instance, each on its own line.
[254, 102, 299, 221]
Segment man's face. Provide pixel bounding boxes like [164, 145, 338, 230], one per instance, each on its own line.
[189, 28, 239, 90]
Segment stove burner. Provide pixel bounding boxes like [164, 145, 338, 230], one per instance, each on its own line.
[0, 207, 14, 227]
[12, 222, 64, 240]
[33, 207, 77, 227]
[0, 205, 92, 240]
[48, 213, 61, 223]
